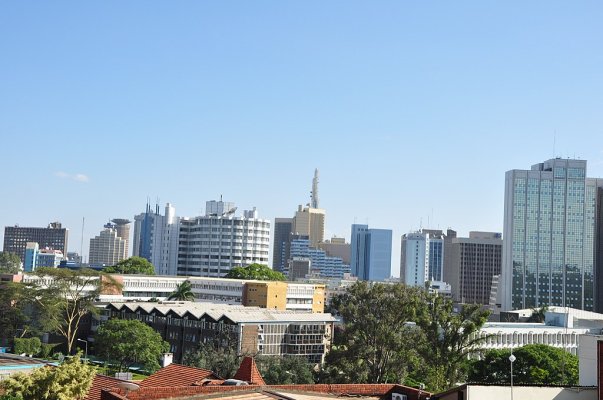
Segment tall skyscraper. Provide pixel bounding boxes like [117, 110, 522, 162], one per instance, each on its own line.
[89, 223, 128, 266]
[351, 224, 392, 281]
[3, 222, 68, 262]
[400, 229, 454, 286]
[292, 205, 325, 248]
[501, 158, 603, 311]
[132, 202, 180, 275]
[177, 200, 270, 277]
[445, 232, 503, 305]
[272, 217, 293, 272]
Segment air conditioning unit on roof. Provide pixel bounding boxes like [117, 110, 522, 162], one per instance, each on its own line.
[392, 394, 407, 400]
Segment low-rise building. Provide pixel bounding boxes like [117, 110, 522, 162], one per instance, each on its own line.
[101, 301, 336, 364]
[21, 273, 326, 313]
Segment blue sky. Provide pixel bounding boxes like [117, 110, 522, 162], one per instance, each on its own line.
[1, 2, 603, 275]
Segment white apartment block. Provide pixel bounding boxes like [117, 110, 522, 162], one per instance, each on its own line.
[177, 201, 270, 278]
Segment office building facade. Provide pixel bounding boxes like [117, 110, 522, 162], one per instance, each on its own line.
[23, 242, 64, 272]
[287, 236, 351, 279]
[3, 222, 68, 262]
[177, 200, 270, 278]
[401, 229, 455, 287]
[89, 224, 128, 266]
[445, 232, 503, 305]
[501, 158, 603, 311]
[272, 217, 293, 273]
[133, 203, 180, 275]
[350, 224, 392, 281]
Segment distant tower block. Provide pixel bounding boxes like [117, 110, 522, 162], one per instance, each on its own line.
[111, 219, 131, 257]
[311, 168, 320, 209]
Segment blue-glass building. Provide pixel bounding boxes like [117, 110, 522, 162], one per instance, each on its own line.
[502, 158, 603, 311]
[350, 224, 392, 281]
[287, 236, 350, 279]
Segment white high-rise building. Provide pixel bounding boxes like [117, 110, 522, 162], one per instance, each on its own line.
[133, 203, 180, 275]
[177, 200, 270, 277]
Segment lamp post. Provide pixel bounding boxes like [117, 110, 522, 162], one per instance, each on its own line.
[509, 353, 516, 400]
[77, 338, 88, 363]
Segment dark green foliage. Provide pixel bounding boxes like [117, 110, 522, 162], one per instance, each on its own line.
[0, 394, 24, 400]
[321, 282, 490, 392]
[469, 344, 578, 385]
[95, 319, 169, 373]
[225, 264, 286, 281]
[256, 356, 315, 384]
[102, 257, 155, 275]
[415, 297, 490, 391]
[0, 252, 21, 274]
[13, 337, 41, 356]
[527, 306, 548, 323]
[321, 282, 426, 384]
[167, 281, 195, 301]
[38, 343, 59, 359]
[182, 340, 240, 378]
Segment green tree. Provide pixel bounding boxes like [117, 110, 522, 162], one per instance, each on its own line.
[322, 282, 426, 384]
[257, 356, 314, 384]
[225, 264, 286, 281]
[415, 295, 490, 391]
[0, 252, 21, 274]
[468, 344, 578, 385]
[0, 283, 28, 344]
[102, 257, 155, 275]
[13, 337, 41, 356]
[95, 319, 169, 373]
[182, 339, 240, 378]
[1, 354, 95, 400]
[527, 306, 548, 323]
[30, 267, 121, 354]
[167, 280, 195, 301]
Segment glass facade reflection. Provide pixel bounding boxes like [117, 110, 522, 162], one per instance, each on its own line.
[503, 159, 602, 311]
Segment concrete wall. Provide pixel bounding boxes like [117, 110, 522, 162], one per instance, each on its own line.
[463, 386, 596, 400]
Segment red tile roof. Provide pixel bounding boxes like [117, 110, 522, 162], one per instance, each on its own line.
[139, 364, 218, 387]
[233, 357, 266, 386]
[85, 374, 129, 400]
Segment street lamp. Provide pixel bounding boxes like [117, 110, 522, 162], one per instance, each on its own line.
[77, 338, 88, 363]
[509, 353, 516, 400]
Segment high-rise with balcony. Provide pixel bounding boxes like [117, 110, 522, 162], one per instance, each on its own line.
[177, 200, 270, 278]
[501, 158, 603, 311]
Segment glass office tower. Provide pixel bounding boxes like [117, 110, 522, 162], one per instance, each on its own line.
[502, 158, 603, 311]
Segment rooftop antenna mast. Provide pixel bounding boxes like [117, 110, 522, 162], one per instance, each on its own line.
[311, 169, 319, 208]
[80, 217, 85, 264]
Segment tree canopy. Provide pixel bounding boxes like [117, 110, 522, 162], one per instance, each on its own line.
[257, 356, 314, 384]
[30, 267, 121, 354]
[0, 252, 21, 274]
[415, 295, 490, 390]
[182, 337, 240, 378]
[322, 282, 426, 385]
[225, 263, 285, 281]
[167, 280, 195, 301]
[95, 318, 169, 373]
[102, 257, 155, 275]
[321, 281, 490, 392]
[1, 354, 95, 400]
[468, 344, 578, 385]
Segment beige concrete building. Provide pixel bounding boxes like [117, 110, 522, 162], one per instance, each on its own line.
[318, 236, 351, 264]
[88, 225, 128, 266]
[292, 205, 325, 248]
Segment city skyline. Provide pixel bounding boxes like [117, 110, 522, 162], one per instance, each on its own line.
[2, 2, 603, 274]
